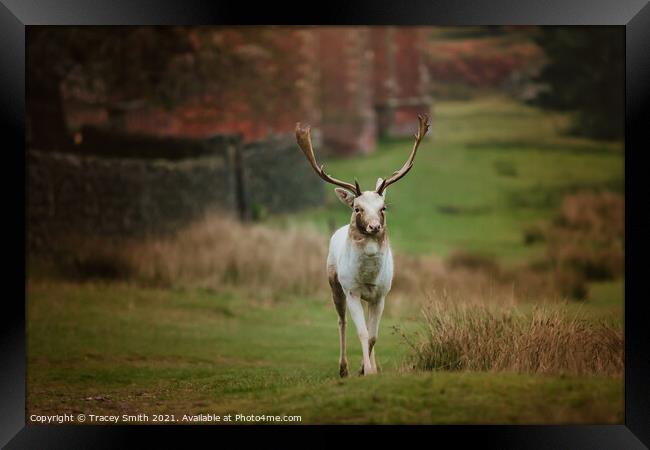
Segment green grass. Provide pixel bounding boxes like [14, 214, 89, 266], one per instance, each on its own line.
[275, 96, 623, 265]
[28, 281, 622, 424]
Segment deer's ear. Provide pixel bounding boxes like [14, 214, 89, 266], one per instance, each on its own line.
[376, 178, 387, 197]
[334, 188, 355, 208]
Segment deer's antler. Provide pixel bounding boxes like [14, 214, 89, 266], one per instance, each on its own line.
[296, 123, 362, 196]
[376, 114, 430, 195]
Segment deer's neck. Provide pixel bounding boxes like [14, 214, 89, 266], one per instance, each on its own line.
[348, 221, 388, 255]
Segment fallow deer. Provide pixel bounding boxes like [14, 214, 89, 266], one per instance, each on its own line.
[295, 115, 430, 377]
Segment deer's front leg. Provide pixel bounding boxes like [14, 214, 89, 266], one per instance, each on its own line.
[346, 292, 375, 375]
[367, 297, 385, 373]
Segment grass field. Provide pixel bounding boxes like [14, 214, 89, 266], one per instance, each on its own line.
[27, 95, 624, 424]
[27, 282, 622, 424]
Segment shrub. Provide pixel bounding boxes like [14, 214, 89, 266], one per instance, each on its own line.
[400, 300, 623, 376]
[547, 192, 624, 281]
[556, 191, 624, 236]
[520, 191, 624, 292]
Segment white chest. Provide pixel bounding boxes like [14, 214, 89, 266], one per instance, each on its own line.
[341, 240, 392, 301]
[357, 242, 382, 281]
[327, 225, 394, 301]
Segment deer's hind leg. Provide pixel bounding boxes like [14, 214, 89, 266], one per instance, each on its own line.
[328, 269, 348, 378]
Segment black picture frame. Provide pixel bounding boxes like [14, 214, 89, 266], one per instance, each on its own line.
[2, 1, 648, 448]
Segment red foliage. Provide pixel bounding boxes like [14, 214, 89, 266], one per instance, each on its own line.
[426, 38, 542, 88]
[68, 28, 309, 143]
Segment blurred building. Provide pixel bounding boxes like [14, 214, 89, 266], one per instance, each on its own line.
[66, 27, 432, 157]
[371, 28, 432, 140]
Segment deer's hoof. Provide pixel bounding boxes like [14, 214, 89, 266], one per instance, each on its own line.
[339, 363, 349, 378]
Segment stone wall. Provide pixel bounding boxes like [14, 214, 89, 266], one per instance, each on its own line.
[78, 126, 241, 160]
[27, 134, 324, 251]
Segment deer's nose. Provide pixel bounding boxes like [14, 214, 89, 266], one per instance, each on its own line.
[367, 223, 381, 233]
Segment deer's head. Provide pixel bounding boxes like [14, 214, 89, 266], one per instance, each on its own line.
[295, 115, 430, 236]
[333, 181, 386, 236]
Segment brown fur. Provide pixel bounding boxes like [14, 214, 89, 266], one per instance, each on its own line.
[348, 218, 388, 249]
[328, 267, 347, 320]
[348, 190, 388, 247]
[352, 205, 386, 233]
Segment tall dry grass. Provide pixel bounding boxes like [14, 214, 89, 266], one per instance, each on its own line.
[399, 298, 623, 376]
[41, 214, 533, 305]
[89, 215, 329, 300]
[135, 216, 329, 299]
[33, 213, 586, 311]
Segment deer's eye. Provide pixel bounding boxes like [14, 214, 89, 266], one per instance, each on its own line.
[354, 207, 360, 213]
